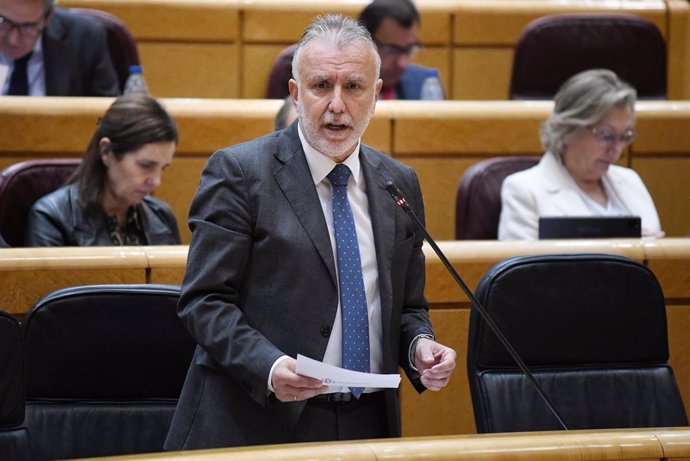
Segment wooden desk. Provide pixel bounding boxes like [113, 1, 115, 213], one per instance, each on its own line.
[2, 239, 689, 436]
[78, 428, 690, 460]
[58, 0, 690, 100]
[2, 98, 689, 242]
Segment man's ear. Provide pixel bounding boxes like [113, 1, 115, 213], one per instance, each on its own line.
[288, 79, 299, 107]
[374, 78, 383, 100]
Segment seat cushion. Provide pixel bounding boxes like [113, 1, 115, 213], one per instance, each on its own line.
[477, 367, 689, 432]
[26, 401, 176, 460]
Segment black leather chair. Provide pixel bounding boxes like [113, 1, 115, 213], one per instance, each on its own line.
[0, 159, 80, 247]
[70, 8, 141, 92]
[467, 254, 688, 433]
[0, 310, 32, 461]
[510, 13, 667, 100]
[22, 284, 196, 460]
[455, 156, 540, 239]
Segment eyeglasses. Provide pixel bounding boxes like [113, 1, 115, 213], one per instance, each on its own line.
[0, 13, 47, 39]
[375, 40, 423, 58]
[588, 126, 637, 147]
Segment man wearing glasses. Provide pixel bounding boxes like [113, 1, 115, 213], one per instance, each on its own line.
[359, 0, 443, 100]
[0, 0, 119, 96]
[266, 0, 444, 101]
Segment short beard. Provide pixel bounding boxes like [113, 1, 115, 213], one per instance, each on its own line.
[296, 99, 376, 161]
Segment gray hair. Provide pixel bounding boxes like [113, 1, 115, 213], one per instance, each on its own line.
[541, 69, 637, 159]
[291, 14, 381, 82]
[45, 0, 57, 12]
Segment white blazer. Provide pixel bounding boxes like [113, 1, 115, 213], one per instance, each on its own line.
[498, 152, 662, 240]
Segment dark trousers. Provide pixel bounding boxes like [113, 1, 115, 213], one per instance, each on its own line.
[289, 392, 388, 443]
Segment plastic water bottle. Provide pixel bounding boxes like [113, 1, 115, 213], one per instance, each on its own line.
[123, 65, 148, 94]
[420, 69, 444, 100]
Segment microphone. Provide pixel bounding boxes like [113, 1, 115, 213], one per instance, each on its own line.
[385, 181, 569, 431]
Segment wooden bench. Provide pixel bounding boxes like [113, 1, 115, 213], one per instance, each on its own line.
[75, 428, 690, 460]
[2, 98, 689, 242]
[2, 238, 689, 436]
[58, 0, 690, 100]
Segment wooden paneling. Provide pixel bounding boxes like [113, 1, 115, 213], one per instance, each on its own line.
[2, 239, 689, 436]
[59, 0, 688, 99]
[139, 43, 239, 98]
[2, 99, 689, 242]
[0, 246, 148, 313]
[77, 428, 690, 461]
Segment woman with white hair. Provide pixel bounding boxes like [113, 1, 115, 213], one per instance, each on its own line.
[498, 68, 663, 240]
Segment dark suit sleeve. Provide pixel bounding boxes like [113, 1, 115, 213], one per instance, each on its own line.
[177, 150, 285, 405]
[397, 166, 435, 392]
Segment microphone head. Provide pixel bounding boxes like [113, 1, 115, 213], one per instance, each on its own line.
[385, 180, 408, 209]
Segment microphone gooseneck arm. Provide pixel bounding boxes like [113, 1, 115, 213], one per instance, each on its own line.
[385, 181, 569, 431]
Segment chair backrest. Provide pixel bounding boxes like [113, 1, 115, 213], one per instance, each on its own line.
[455, 156, 540, 240]
[0, 159, 80, 247]
[70, 8, 140, 92]
[21, 284, 196, 460]
[467, 253, 688, 433]
[510, 13, 667, 100]
[0, 310, 32, 461]
[266, 43, 297, 99]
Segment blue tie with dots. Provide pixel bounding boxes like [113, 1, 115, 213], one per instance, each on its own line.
[327, 164, 369, 398]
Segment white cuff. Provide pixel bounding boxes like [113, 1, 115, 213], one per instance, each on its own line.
[267, 355, 291, 393]
[409, 334, 435, 372]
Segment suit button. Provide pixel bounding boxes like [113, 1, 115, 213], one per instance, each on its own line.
[320, 326, 331, 337]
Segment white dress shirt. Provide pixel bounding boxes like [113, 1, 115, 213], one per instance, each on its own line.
[267, 126, 383, 394]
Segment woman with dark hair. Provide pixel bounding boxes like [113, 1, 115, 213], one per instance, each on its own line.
[498, 69, 662, 240]
[25, 94, 181, 246]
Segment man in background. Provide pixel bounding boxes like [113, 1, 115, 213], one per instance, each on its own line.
[359, 0, 442, 100]
[266, 0, 444, 100]
[0, 0, 119, 96]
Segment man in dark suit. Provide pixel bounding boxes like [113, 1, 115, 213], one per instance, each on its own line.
[266, 0, 444, 100]
[166, 14, 456, 450]
[359, 0, 443, 100]
[0, 0, 119, 96]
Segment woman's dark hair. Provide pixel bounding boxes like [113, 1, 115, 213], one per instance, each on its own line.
[69, 94, 178, 212]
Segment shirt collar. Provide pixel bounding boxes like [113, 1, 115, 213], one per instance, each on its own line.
[298, 123, 362, 186]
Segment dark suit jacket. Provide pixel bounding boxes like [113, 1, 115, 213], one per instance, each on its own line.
[42, 8, 120, 96]
[25, 183, 180, 246]
[398, 63, 445, 100]
[165, 122, 434, 450]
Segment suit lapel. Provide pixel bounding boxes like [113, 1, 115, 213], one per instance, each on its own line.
[360, 146, 395, 360]
[542, 152, 590, 214]
[273, 126, 337, 287]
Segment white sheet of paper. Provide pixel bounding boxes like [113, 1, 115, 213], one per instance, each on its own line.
[295, 354, 401, 388]
[0, 64, 9, 89]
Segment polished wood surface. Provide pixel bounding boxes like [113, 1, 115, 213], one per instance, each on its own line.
[78, 427, 690, 460]
[1, 239, 689, 436]
[57, 0, 689, 100]
[2, 98, 688, 242]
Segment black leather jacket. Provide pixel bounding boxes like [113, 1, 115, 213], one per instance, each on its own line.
[25, 183, 181, 246]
